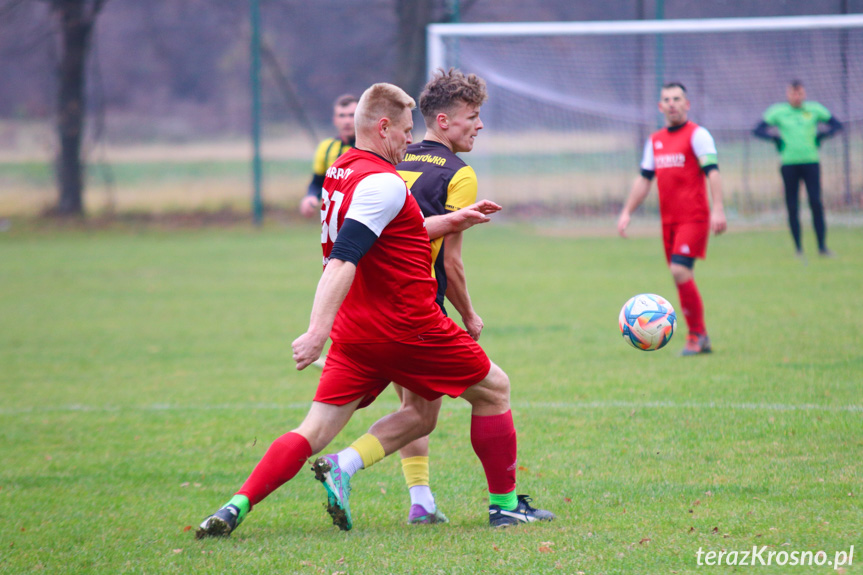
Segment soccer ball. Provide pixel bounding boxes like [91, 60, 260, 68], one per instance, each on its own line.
[618, 293, 677, 351]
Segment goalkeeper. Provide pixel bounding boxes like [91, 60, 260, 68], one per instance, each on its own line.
[753, 80, 842, 258]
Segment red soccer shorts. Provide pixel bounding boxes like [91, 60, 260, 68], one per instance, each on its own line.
[662, 220, 709, 263]
[314, 317, 492, 409]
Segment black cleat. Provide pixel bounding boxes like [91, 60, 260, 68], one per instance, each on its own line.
[488, 494, 555, 528]
[195, 504, 241, 539]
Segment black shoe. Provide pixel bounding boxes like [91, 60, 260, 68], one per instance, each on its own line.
[196, 504, 241, 539]
[488, 495, 554, 528]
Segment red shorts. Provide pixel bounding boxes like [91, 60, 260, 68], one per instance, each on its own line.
[662, 221, 709, 263]
[314, 317, 491, 409]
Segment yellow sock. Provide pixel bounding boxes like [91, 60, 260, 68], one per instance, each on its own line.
[401, 455, 430, 488]
[350, 433, 385, 469]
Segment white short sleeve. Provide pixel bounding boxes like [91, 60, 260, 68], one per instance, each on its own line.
[639, 138, 655, 171]
[691, 126, 717, 158]
[344, 172, 407, 237]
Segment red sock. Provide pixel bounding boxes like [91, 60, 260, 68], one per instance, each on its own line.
[470, 410, 517, 494]
[676, 278, 706, 336]
[236, 431, 312, 507]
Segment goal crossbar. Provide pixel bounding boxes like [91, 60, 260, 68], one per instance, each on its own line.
[425, 14, 863, 216]
[428, 14, 863, 72]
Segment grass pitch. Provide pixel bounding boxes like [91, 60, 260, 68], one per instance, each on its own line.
[1, 220, 861, 574]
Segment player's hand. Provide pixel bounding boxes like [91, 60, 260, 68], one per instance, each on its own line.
[291, 331, 328, 370]
[711, 208, 727, 235]
[299, 195, 320, 218]
[617, 212, 631, 238]
[463, 312, 484, 341]
[446, 208, 491, 233]
[464, 199, 502, 216]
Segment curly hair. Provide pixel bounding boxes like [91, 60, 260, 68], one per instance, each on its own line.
[419, 68, 488, 125]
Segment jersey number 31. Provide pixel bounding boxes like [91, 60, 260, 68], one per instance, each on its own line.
[320, 188, 344, 244]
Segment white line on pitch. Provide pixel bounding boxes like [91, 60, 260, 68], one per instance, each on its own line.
[1, 400, 861, 415]
[518, 400, 863, 412]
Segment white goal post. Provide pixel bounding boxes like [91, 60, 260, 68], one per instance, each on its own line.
[427, 15, 863, 218]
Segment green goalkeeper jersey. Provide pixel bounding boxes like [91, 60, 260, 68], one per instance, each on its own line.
[763, 101, 833, 165]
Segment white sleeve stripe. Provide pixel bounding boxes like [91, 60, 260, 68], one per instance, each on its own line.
[691, 126, 717, 158]
[640, 138, 655, 171]
[344, 172, 407, 237]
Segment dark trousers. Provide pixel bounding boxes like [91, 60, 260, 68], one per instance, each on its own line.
[780, 163, 827, 252]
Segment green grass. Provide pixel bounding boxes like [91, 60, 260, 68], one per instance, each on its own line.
[0, 159, 308, 188]
[1, 221, 861, 574]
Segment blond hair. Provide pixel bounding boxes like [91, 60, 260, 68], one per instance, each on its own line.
[355, 83, 416, 133]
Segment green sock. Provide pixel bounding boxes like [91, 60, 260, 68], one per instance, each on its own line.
[226, 494, 250, 523]
[489, 491, 518, 511]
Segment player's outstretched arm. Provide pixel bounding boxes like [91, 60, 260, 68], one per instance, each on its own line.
[617, 176, 652, 238]
[463, 199, 502, 216]
[426, 200, 501, 239]
[292, 259, 356, 370]
[707, 170, 727, 235]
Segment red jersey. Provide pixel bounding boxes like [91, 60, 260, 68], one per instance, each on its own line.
[321, 149, 443, 343]
[642, 121, 717, 225]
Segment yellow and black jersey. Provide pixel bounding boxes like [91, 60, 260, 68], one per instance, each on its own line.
[307, 137, 355, 198]
[397, 140, 478, 312]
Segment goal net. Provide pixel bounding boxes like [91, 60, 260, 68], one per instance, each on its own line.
[428, 15, 863, 220]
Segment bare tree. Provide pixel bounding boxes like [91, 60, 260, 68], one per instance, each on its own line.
[46, 0, 107, 216]
[394, 0, 437, 100]
[393, 0, 479, 99]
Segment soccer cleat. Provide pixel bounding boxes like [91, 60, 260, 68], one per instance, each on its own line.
[680, 333, 712, 356]
[819, 248, 836, 258]
[488, 494, 555, 528]
[408, 504, 449, 525]
[313, 455, 352, 531]
[195, 503, 242, 539]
